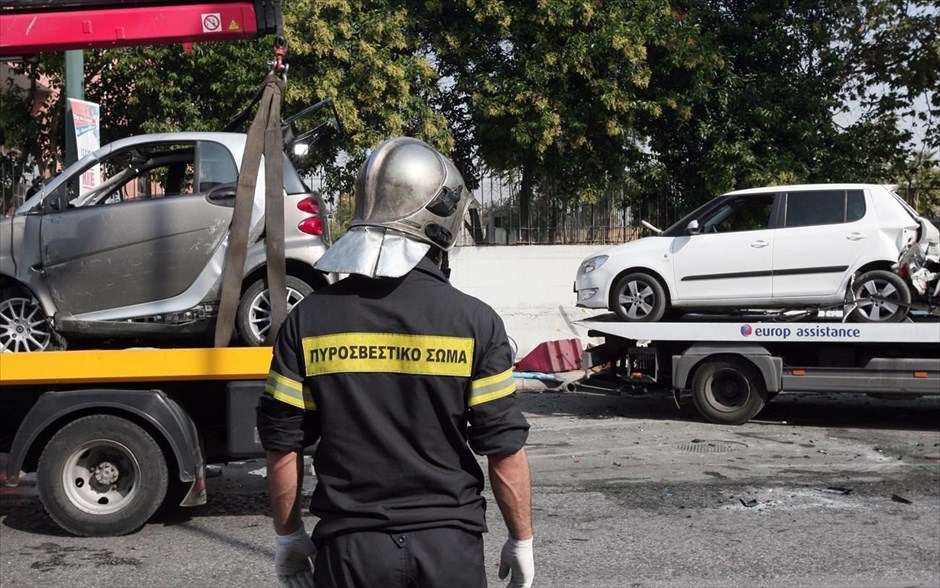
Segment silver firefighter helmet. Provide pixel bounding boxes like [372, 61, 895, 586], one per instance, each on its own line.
[316, 136, 476, 278]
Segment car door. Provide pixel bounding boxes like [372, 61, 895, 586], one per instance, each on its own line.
[671, 194, 776, 302]
[772, 189, 869, 300]
[39, 140, 238, 317]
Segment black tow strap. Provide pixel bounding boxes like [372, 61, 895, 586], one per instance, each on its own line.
[213, 74, 287, 348]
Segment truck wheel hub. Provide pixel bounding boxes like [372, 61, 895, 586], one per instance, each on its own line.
[93, 461, 120, 485]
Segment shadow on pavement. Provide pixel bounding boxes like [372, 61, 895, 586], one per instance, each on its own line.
[519, 385, 940, 432]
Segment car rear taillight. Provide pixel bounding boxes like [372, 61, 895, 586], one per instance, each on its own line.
[298, 217, 323, 236]
[297, 196, 323, 235]
[297, 196, 320, 214]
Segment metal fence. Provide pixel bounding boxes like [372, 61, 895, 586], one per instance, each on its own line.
[311, 173, 657, 247]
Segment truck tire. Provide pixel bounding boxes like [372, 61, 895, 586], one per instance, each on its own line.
[849, 270, 910, 323]
[236, 275, 313, 346]
[691, 357, 768, 425]
[37, 415, 168, 537]
[611, 272, 667, 322]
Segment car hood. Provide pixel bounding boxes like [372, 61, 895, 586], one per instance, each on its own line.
[596, 235, 674, 263]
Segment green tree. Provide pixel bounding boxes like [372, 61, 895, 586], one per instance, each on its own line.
[4, 0, 936, 227]
[83, 41, 271, 141]
[636, 0, 938, 220]
[638, 2, 856, 210]
[841, 1, 939, 149]
[282, 0, 455, 197]
[839, 0, 939, 193]
[1, 56, 66, 200]
[425, 0, 689, 240]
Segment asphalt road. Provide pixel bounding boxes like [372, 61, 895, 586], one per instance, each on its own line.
[2, 385, 938, 588]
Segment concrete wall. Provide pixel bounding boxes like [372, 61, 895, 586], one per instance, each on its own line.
[449, 244, 612, 359]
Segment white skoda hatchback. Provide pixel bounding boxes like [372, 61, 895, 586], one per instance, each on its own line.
[574, 184, 939, 322]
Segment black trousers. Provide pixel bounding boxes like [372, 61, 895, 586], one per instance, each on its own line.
[313, 527, 486, 588]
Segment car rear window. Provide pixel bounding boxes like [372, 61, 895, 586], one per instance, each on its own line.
[785, 190, 865, 227]
[283, 156, 310, 195]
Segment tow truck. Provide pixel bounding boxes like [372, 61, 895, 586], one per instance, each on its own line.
[571, 315, 940, 425]
[1, 0, 294, 537]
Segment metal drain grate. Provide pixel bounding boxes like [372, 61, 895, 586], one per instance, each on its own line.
[677, 439, 748, 453]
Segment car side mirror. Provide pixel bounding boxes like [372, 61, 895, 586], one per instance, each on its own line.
[686, 219, 701, 235]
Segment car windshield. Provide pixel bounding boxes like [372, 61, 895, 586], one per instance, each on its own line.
[660, 197, 727, 236]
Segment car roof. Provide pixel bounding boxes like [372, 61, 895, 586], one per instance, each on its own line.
[723, 183, 894, 196]
[93, 132, 247, 155]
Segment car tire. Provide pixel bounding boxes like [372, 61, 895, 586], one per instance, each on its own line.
[0, 287, 65, 352]
[37, 415, 168, 537]
[610, 272, 667, 322]
[236, 275, 313, 346]
[849, 270, 910, 323]
[691, 357, 768, 425]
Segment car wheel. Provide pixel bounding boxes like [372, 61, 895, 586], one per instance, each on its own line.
[691, 357, 768, 425]
[37, 415, 168, 537]
[0, 287, 64, 352]
[849, 270, 910, 323]
[610, 272, 667, 322]
[236, 276, 313, 346]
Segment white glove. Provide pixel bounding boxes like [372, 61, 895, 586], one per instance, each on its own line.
[274, 525, 316, 588]
[498, 536, 534, 588]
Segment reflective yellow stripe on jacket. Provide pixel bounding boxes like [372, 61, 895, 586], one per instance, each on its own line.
[266, 371, 317, 410]
[468, 368, 515, 407]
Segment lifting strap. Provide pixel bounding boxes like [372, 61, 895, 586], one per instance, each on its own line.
[214, 1, 288, 348]
[213, 73, 287, 348]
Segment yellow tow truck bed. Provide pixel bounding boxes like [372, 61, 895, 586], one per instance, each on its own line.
[0, 347, 274, 386]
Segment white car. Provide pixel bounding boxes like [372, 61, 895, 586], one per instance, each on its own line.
[575, 183, 940, 322]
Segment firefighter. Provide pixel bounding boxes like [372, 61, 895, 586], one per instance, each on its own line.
[257, 136, 534, 588]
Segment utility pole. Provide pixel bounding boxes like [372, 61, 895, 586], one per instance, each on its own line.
[64, 50, 84, 166]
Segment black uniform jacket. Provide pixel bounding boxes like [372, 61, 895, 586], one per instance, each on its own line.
[256, 257, 530, 543]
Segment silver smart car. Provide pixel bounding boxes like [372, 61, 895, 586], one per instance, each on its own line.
[0, 132, 332, 352]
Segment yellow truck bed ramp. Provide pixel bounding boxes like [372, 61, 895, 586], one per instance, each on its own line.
[0, 347, 274, 386]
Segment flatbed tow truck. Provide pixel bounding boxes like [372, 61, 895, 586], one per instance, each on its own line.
[1, 347, 273, 536]
[1, 0, 292, 537]
[570, 315, 940, 425]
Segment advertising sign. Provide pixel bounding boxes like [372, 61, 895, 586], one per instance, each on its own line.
[68, 98, 101, 190]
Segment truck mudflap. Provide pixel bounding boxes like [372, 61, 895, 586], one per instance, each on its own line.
[4, 388, 204, 491]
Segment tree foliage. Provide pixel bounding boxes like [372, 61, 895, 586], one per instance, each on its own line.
[1, 56, 66, 187]
[2, 0, 937, 225]
[281, 0, 454, 196]
[83, 41, 271, 139]
[431, 2, 679, 197]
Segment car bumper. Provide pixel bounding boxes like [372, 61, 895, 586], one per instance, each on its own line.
[574, 271, 612, 310]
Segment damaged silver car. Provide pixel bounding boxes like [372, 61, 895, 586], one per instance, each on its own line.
[0, 132, 332, 352]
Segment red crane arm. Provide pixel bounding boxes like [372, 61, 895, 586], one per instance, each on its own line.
[0, 1, 278, 57]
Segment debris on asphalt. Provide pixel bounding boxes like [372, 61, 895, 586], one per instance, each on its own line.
[739, 498, 759, 508]
[513, 371, 564, 383]
[891, 494, 913, 505]
[816, 487, 853, 495]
